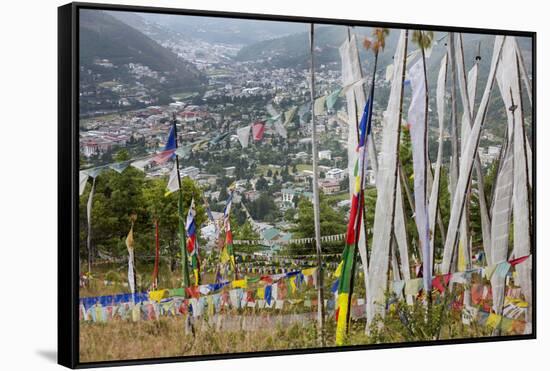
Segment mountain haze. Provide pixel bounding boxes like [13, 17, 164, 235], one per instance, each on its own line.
[80, 9, 205, 87]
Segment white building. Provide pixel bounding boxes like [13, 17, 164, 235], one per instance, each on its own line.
[326, 168, 345, 180]
[295, 151, 309, 161]
[319, 150, 332, 161]
[224, 166, 236, 177]
[181, 166, 200, 179]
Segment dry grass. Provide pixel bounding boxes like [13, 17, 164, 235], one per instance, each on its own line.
[79, 305, 494, 363]
[80, 316, 320, 363]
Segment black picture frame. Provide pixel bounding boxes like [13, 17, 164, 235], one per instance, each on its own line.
[58, 2, 536, 368]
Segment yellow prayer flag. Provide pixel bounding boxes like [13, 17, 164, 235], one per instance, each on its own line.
[290, 276, 297, 294]
[458, 241, 466, 272]
[232, 279, 247, 289]
[334, 261, 344, 278]
[149, 289, 168, 303]
[515, 301, 529, 308]
[221, 248, 230, 264]
[302, 267, 316, 277]
[335, 293, 349, 346]
[486, 313, 502, 329]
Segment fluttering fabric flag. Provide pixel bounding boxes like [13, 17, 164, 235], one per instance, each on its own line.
[455, 33, 488, 273]
[252, 121, 266, 141]
[232, 279, 246, 289]
[429, 53, 447, 271]
[326, 88, 342, 111]
[164, 124, 176, 150]
[407, 59, 431, 294]
[494, 262, 511, 279]
[391, 280, 406, 297]
[335, 96, 373, 346]
[284, 106, 298, 126]
[149, 289, 168, 303]
[178, 191, 191, 291]
[496, 37, 532, 325]
[130, 158, 152, 171]
[394, 177, 413, 304]
[109, 161, 131, 174]
[221, 188, 238, 278]
[126, 219, 137, 295]
[367, 30, 408, 326]
[385, 64, 394, 82]
[266, 104, 280, 119]
[79, 171, 89, 196]
[210, 131, 230, 145]
[314, 95, 327, 115]
[339, 32, 372, 311]
[509, 255, 530, 267]
[432, 274, 451, 294]
[192, 139, 209, 151]
[334, 260, 343, 278]
[203, 196, 219, 239]
[289, 276, 297, 294]
[267, 114, 282, 124]
[489, 138, 513, 314]
[297, 102, 311, 124]
[237, 125, 251, 148]
[186, 199, 200, 285]
[88, 166, 106, 178]
[274, 118, 288, 139]
[405, 278, 423, 296]
[264, 285, 272, 305]
[165, 161, 180, 196]
[152, 126, 177, 164]
[341, 77, 368, 95]
[175, 145, 192, 159]
[441, 36, 505, 274]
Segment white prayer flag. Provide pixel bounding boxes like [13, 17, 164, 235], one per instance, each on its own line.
[314, 95, 327, 115]
[274, 118, 287, 138]
[441, 36, 506, 274]
[79, 171, 89, 196]
[237, 125, 251, 148]
[165, 162, 180, 196]
[367, 30, 408, 326]
[407, 59, 431, 293]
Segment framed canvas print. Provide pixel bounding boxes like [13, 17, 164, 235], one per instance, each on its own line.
[58, 2, 536, 368]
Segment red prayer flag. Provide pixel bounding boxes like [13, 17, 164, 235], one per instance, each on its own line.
[260, 275, 273, 284]
[432, 273, 452, 294]
[185, 286, 200, 298]
[471, 284, 484, 305]
[246, 290, 255, 303]
[151, 149, 176, 164]
[509, 255, 530, 266]
[252, 121, 266, 141]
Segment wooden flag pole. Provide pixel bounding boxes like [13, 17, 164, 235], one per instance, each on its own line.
[173, 113, 191, 294]
[309, 23, 326, 346]
[86, 176, 96, 275]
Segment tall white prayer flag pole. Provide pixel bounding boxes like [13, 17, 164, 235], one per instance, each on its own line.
[441, 36, 506, 274]
[309, 23, 326, 345]
[367, 29, 408, 326]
